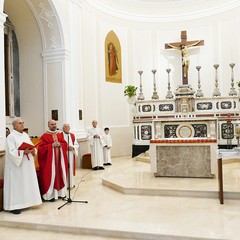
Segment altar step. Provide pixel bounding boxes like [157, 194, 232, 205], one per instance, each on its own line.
[134, 151, 150, 163]
[0, 219, 220, 240]
[102, 158, 240, 201]
[102, 177, 240, 200]
[1, 156, 240, 240]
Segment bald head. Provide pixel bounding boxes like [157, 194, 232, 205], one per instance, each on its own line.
[92, 120, 98, 128]
[48, 119, 57, 131]
[12, 118, 24, 133]
[62, 123, 70, 134]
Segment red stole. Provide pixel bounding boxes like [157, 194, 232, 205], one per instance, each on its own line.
[61, 132, 77, 176]
[70, 133, 76, 176]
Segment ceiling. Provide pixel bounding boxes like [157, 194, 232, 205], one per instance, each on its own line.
[85, 0, 240, 22]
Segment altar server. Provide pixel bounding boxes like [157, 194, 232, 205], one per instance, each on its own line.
[103, 127, 112, 166]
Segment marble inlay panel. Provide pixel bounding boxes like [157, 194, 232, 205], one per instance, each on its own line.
[192, 124, 207, 137]
[141, 125, 152, 140]
[155, 146, 212, 178]
[221, 123, 234, 139]
[164, 125, 178, 138]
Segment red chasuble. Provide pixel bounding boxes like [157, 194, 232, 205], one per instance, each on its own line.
[38, 131, 68, 195]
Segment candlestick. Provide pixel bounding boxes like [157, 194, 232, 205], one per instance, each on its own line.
[229, 63, 237, 96]
[151, 69, 159, 100]
[137, 70, 145, 100]
[165, 68, 173, 99]
[212, 64, 221, 97]
[195, 66, 203, 98]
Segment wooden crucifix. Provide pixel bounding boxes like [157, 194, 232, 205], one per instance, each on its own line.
[165, 30, 204, 85]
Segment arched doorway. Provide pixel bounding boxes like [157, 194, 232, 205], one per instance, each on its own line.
[2, 0, 66, 138]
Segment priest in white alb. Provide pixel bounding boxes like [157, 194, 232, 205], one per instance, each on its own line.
[4, 118, 42, 214]
[87, 120, 105, 170]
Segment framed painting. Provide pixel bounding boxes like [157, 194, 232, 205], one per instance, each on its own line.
[105, 31, 122, 83]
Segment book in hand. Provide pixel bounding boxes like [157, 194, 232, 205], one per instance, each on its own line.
[18, 141, 41, 150]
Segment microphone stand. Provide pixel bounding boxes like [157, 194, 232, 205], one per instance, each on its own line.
[58, 133, 88, 210]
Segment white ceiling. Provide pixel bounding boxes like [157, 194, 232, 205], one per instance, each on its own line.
[85, 0, 240, 22]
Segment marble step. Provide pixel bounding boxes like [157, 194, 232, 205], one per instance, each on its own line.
[0, 220, 223, 240]
[134, 152, 150, 163]
[102, 177, 240, 200]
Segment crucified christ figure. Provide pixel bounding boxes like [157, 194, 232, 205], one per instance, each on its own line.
[167, 41, 200, 78]
[165, 31, 204, 85]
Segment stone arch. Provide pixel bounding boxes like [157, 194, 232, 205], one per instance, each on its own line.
[2, 0, 69, 136]
[25, 0, 65, 50]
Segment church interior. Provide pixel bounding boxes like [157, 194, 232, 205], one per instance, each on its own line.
[1, 0, 240, 239]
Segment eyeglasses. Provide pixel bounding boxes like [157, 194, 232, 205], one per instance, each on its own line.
[17, 122, 24, 124]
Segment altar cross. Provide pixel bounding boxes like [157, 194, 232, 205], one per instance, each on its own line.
[165, 30, 204, 85]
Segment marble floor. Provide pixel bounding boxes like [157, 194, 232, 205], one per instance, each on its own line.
[1, 155, 240, 239]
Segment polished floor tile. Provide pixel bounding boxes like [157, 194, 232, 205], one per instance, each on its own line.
[0, 155, 240, 239]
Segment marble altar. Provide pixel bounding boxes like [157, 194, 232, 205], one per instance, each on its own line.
[133, 95, 239, 147]
[150, 138, 217, 178]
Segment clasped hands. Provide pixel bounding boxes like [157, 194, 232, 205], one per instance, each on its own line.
[93, 134, 100, 138]
[68, 146, 74, 151]
[52, 141, 61, 148]
[24, 148, 36, 156]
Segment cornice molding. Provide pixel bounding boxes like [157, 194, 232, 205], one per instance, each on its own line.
[86, 0, 240, 22]
[71, 0, 82, 9]
[41, 48, 70, 61]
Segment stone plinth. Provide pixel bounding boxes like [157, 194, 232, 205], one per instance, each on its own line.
[150, 138, 217, 178]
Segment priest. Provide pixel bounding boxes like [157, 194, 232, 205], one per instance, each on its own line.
[38, 119, 68, 201]
[87, 120, 105, 170]
[60, 123, 79, 189]
[4, 118, 42, 214]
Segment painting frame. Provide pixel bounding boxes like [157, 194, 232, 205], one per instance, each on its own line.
[105, 31, 122, 83]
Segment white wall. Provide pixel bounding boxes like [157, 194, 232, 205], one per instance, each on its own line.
[79, 3, 240, 156]
[3, 1, 240, 157]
